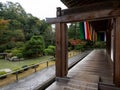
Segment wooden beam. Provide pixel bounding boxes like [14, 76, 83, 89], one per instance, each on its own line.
[62, 1, 120, 15]
[114, 17, 120, 87]
[55, 23, 68, 77]
[46, 8, 120, 24]
[61, 0, 119, 8]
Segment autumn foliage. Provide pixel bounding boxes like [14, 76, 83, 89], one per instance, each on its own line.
[69, 39, 85, 46]
[0, 19, 9, 25]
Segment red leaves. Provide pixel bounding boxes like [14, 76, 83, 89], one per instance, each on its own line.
[69, 39, 85, 46]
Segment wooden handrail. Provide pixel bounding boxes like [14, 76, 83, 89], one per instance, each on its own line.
[0, 58, 55, 80]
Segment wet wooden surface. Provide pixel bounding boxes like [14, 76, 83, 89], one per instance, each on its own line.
[47, 49, 113, 90]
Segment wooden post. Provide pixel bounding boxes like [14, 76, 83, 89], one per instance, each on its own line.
[61, 23, 68, 76]
[114, 17, 120, 87]
[56, 7, 62, 17]
[55, 22, 68, 77]
[106, 29, 111, 56]
[47, 61, 48, 68]
[55, 7, 68, 77]
[16, 72, 18, 81]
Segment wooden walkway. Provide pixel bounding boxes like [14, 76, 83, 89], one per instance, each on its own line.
[46, 49, 113, 90]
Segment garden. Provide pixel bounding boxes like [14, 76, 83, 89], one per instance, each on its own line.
[0, 55, 55, 86]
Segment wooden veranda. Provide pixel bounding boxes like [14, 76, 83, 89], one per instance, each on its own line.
[46, 49, 114, 90]
[46, 0, 120, 89]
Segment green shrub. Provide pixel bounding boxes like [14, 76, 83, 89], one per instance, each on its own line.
[0, 41, 17, 52]
[16, 53, 23, 58]
[6, 41, 16, 49]
[75, 44, 84, 52]
[11, 49, 20, 55]
[23, 35, 45, 58]
[101, 42, 106, 48]
[50, 57, 56, 61]
[44, 48, 54, 56]
[48, 45, 55, 51]
[44, 45, 55, 56]
[21, 65, 29, 71]
[84, 40, 94, 49]
[4, 49, 11, 53]
[12, 67, 24, 74]
[68, 47, 72, 51]
[21, 65, 28, 68]
[5, 49, 23, 58]
[0, 45, 7, 52]
[94, 41, 106, 48]
[0, 71, 7, 79]
[0, 71, 7, 75]
[13, 67, 20, 72]
[15, 42, 25, 48]
[10, 48, 24, 58]
[0, 56, 3, 59]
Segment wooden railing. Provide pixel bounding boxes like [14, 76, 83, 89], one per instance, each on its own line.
[0, 57, 55, 81]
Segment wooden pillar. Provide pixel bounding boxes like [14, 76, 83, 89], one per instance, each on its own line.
[55, 7, 68, 77]
[106, 29, 111, 56]
[114, 17, 120, 87]
[55, 23, 68, 77]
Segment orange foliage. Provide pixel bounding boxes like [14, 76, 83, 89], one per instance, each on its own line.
[69, 39, 85, 46]
[0, 19, 9, 25]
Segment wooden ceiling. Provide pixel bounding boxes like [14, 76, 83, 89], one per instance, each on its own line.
[60, 0, 119, 8]
[47, 0, 120, 31]
[90, 20, 110, 32]
[60, 0, 119, 32]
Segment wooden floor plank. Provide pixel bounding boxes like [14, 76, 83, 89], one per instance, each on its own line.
[68, 49, 113, 83]
[47, 49, 113, 90]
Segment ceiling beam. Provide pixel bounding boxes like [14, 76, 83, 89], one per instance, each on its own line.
[60, 0, 120, 8]
[46, 8, 120, 24]
[61, 1, 120, 16]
